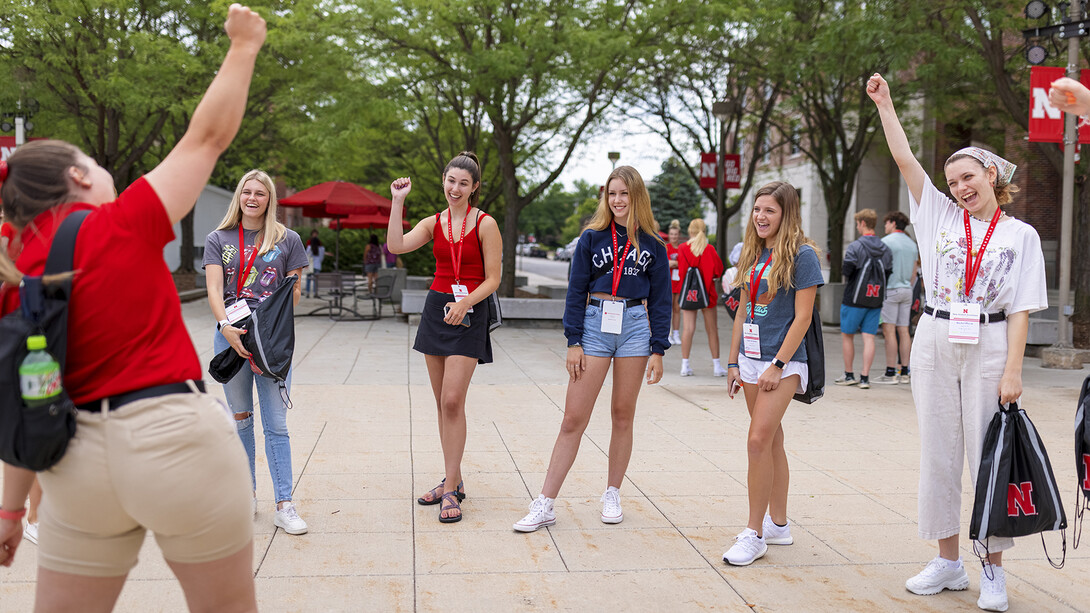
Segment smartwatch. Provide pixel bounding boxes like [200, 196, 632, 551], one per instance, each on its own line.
[217, 319, 231, 331]
[772, 358, 787, 369]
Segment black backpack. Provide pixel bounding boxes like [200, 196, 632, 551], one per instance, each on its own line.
[848, 254, 886, 309]
[0, 211, 87, 470]
[679, 252, 709, 310]
[793, 302, 825, 404]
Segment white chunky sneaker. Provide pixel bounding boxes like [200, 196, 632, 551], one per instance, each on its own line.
[762, 514, 793, 545]
[669, 331, 682, 345]
[713, 365, 728, 377]
[600, 486, 623, 524]
[977, 565, 1009, 612]
[680, 364, 694, 377]
[723, 528, 767, 566]
[905, 556, 970, 595]
[274, 502, 308, 535]
[513, 495, 556, 532]
[872, 374, 900, 385]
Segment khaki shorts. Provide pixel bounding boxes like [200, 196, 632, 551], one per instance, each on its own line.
[36, 388, 254, 577]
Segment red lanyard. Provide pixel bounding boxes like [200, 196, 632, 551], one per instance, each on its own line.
[610, 221, 633, 298]
[237, 225, 259, 297]
[446, 209, 469, 284]
[963, 209, 1001, 296]
[749, 253, 773, 321]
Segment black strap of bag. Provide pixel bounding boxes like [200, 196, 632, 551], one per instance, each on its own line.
[473, 210, 502, 331]
[19, 210, 90, 323]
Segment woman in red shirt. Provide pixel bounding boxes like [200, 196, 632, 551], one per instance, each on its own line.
[678, 218, 726, 376]
[665, 219, 683, 345]
[0, 7, 265, 611]
[386, 151, 502, 523]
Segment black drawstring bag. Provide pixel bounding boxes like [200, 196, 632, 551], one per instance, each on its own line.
[1074, 375, 1090, 548]
[209, 275, 297, 408]
[970, 401, 1066, 568]
[679, 255, 709, 311]
[792, 303, 825, 405]
[0, 211, 87, 471]
[723, 285, 741, 320]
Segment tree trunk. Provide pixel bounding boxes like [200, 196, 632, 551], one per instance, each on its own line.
[1073, 179, 1090, 347]
[493, 126, 522, 297]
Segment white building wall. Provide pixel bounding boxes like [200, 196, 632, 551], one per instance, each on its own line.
[163, 184, 233, 276]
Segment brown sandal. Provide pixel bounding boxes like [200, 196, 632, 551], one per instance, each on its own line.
[438, 490, 462, 523]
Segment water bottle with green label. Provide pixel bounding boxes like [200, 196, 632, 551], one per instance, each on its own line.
[19, 335, 63, 408]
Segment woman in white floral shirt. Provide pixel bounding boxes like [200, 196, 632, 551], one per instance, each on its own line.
[868, 73, 1048, 613]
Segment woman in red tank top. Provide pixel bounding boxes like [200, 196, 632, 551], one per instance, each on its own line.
[386, 151, 502, 524]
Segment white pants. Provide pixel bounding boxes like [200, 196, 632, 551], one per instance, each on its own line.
[909, 313, 1014, 552]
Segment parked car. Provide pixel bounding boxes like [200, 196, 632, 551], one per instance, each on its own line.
[555, 236, 580, 261]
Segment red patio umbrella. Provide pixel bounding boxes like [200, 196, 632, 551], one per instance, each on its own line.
[279, 181, 393, 269]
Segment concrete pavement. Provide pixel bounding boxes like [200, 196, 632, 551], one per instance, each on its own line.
[1, 299, 1088, 612]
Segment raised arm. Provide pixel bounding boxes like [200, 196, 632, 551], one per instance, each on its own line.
[387, 177, 435, 253]
[866, 73, 927, 203]
[145, 4, 266, 224]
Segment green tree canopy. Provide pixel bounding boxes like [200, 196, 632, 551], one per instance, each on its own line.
[648, 157, 703, 232]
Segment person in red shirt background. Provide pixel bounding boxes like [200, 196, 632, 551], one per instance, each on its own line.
[665, 219, 683, 345]
[0, 6, 266, 611]
[677, 218, 726, 377]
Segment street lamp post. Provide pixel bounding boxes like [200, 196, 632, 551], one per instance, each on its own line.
[608, 151, 620, 169]
[1, 98, 39, 148]
[712, 101, 732, 261]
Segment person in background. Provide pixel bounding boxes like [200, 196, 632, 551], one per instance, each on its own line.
[363, 234, 382, 293]
[870, 72, 1049, 612]
[0, 6, 266, 609]
[204, 168, 310, 535]
[874, 210, 918, 385]
[666, 219, 683, 345]
[835, 208, 891, 390]
[382, 240, 398, 268]
[304, 229, 324, 298]
[678, 219, 726, 377]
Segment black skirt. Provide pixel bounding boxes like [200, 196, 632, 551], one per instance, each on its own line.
[413, 290, 493, 364]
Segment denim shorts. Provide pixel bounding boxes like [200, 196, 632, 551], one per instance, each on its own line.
[581, 303, 651, 358]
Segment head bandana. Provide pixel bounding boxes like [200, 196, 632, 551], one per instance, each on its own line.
[946, 147, 1017, 188]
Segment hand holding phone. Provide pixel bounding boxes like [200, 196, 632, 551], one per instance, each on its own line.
[729, 379, 742, 399]
[443, 304, 471, 327]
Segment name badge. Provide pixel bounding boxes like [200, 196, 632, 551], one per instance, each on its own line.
[671, 269, 680, 282]
[451, 284, 473, 313]
[948, 303, 981, 344]
[600, 300, 624, 334]
[743, 323, 762, 359]
[225, 299, 252, 325]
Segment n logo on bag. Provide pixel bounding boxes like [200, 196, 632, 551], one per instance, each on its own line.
[1007, 482, 1038, 516]
[866, 284, 881, 298]
[726, 296, 739, 310]
[1082, 453, 1090, 490]
[686, 290, 699, 303]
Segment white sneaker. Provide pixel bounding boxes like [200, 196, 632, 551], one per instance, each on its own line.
[274, 502, 308, 535]
[977, 565, 1009, 612]
[905, 556, 970, 595]
[713, 365, 728, 377]
[872, 374, 900, 385]
[513, 495, 556, 532]
[23, 522, 38, 546]
[762, 515, 793, 545]
[680, 365, 694, 376]
[723, 528, 767, 566]
[669, 331, 681, 345]
[600, 487, 623, 524]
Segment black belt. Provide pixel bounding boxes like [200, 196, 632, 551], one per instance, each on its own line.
[77, 381, 206, 413]
[923, 305, 1006, 323]
[589, 297, 644, 308]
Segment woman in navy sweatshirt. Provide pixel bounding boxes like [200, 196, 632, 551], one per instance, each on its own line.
[513, 166, 671, 532]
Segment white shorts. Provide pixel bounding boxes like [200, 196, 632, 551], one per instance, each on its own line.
[738, 355, 808, 394]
